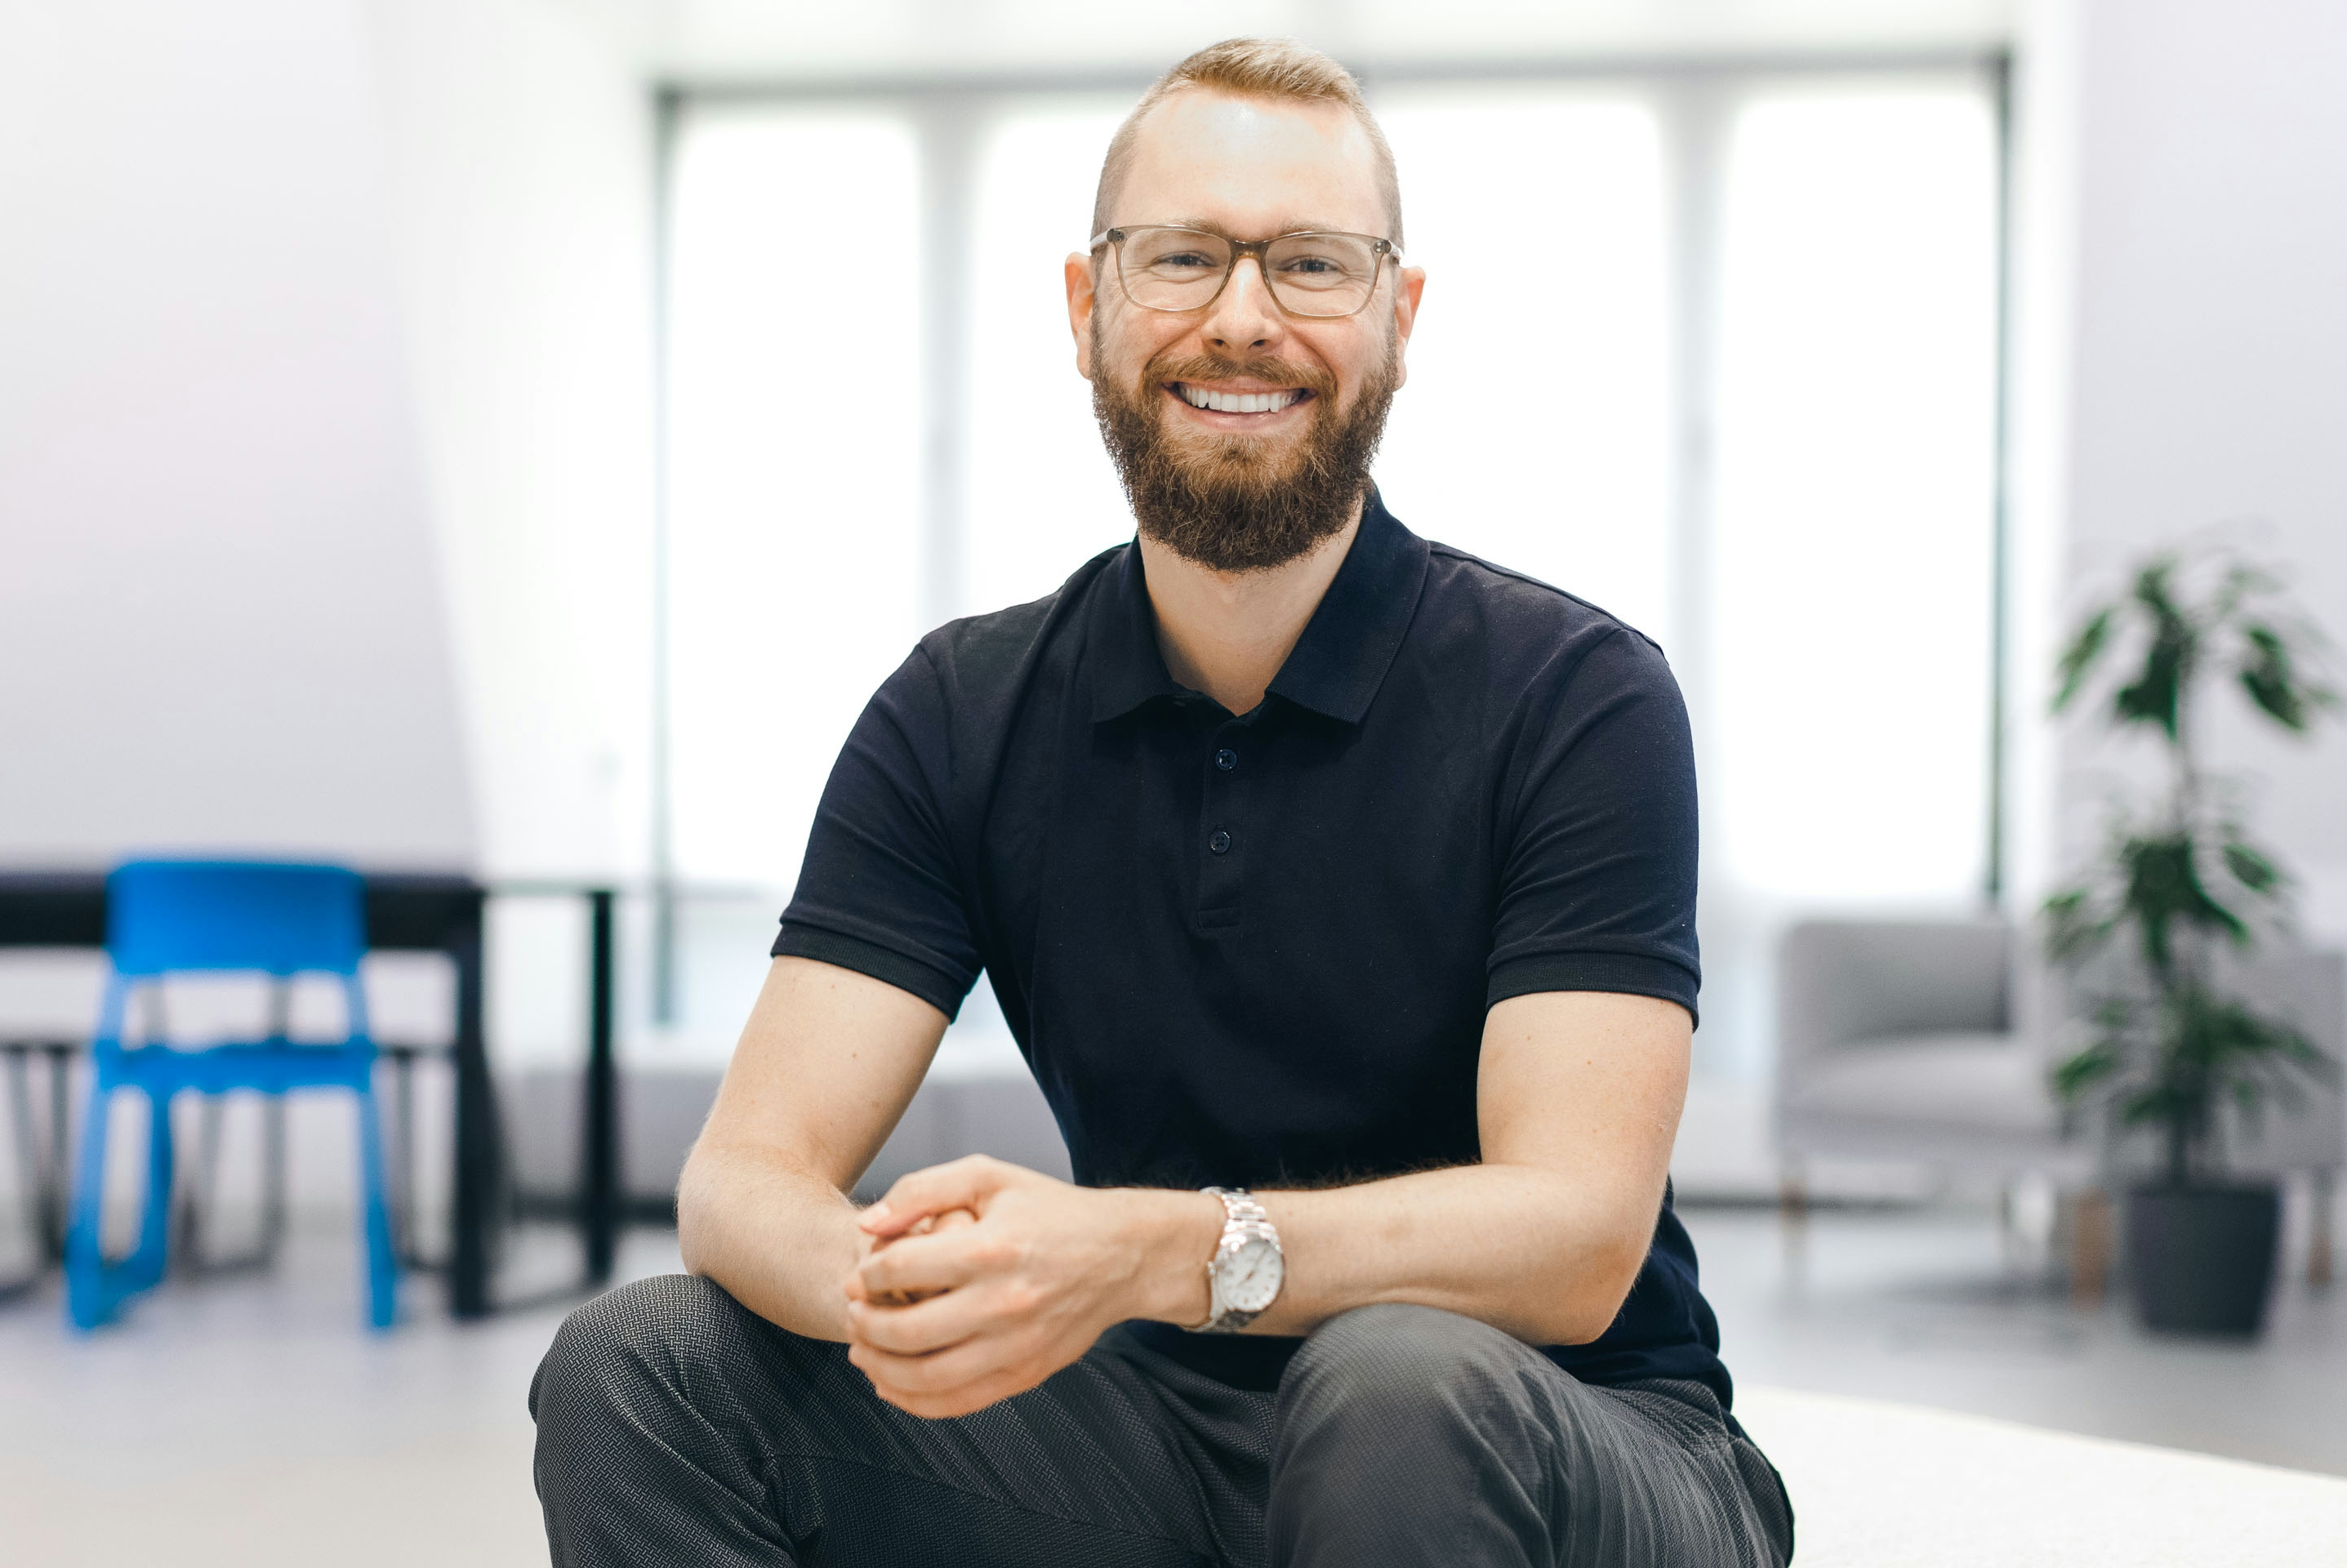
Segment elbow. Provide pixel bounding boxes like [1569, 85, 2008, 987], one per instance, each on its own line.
[674, 1141, 719, 1275]
[1539, 1236, 1650, 1347]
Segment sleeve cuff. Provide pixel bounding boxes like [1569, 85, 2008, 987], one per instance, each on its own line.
[1486, 951, 1699, 1027]
[771, 922, 974, 1022]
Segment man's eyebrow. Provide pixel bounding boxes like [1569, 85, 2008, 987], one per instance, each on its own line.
[1160, 216, 1361, 238]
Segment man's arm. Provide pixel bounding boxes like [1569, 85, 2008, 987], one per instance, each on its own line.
[847, 989, 1689, 1416]
[1243, 989, 1689, 1343]
[675, 956, 953, 1342]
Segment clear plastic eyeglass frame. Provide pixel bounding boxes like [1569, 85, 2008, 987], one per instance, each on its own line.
[1089, 225, 1401, 319]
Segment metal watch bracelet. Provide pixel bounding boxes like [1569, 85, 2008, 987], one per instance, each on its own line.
[1191, 1185, 1284, 1334]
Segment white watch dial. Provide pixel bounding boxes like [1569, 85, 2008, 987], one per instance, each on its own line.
[1222, 1233, 1284, 1312]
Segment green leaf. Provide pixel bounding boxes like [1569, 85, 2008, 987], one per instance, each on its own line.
[2041, 887, 2111, 961]
[2238, 623, 2311, 730]
[2112, 561, 2196, 738]
[2121, 833, 2245, 972]
[2053, 607, 2113, 713]
[2052, 1042, 2120, 1102]
[2221, 839, 2282, 895]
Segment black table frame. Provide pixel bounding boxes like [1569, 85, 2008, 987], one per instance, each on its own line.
[0, 871, 621, 1316]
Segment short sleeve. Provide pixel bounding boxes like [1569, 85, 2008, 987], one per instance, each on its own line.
[1485, 627, 1701, 1022]
[772, 646, 982, 1020]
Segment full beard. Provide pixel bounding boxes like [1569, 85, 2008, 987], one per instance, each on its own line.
[1091, 331, 1399, 574]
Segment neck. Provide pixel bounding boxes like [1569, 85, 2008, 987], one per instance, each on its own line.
[1137, 496, 1365, 715]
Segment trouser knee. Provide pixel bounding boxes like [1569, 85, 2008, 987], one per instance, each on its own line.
[1276, 1302, 1548, 1450]
[531, 1272, 757, 1445]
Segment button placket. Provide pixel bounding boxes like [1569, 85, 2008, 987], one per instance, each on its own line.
[1196, 719, 1248, 928]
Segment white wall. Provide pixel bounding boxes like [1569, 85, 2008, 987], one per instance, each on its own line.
[0, 0, 475, 866]
[0, 3, 664, 1226]
[2057, 0, 2347, 940]
[367, 0, 659, 885]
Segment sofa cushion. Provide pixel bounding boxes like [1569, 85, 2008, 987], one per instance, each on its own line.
[1785, 1031, 2060, 1138]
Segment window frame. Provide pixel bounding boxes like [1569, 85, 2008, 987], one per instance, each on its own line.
[643, 51, 2017, 1033]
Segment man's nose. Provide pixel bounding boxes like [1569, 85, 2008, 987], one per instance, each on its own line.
[1200, 256, 1285, 353]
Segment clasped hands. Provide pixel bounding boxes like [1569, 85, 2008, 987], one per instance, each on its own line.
[844, 1155, 1212, 1419]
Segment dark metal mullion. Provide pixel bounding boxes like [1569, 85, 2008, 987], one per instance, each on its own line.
[448, 910, 496, 1317]
[1984, 50, 2017, 909]
[581, 889, 619, 1285]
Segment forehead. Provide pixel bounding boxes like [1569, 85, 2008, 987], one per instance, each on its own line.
[1112, 89, 1387, 238]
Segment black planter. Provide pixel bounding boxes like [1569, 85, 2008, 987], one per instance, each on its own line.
[2124, 1182, 2282, 1336]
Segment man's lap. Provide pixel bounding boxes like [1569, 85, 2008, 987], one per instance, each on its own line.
[530, 1276, 1788, 1568]
[531, 1273, 1267, 1566]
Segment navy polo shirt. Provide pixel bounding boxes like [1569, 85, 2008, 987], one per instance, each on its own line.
[775, 490, 1728, 1404]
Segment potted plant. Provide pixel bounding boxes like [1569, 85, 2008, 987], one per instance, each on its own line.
[2045, 547, 2336, 1335]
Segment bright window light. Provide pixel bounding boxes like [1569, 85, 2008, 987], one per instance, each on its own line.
[1710, 84, 2000, 903]
[963, 101, 1133, 617]
[665, 110, 925, 888]
[1373, 94, 1673, 647]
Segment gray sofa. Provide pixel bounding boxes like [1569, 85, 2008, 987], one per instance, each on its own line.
[1776, 916, 2344, 1278]
[1775, 918, 2083, 1180]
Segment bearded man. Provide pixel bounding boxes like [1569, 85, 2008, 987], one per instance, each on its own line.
[532, 38, 1792, 1568]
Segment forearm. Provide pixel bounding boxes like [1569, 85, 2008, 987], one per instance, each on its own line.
[676, 1139, 870, 1343]
[1242, 1160, 1659, 1345]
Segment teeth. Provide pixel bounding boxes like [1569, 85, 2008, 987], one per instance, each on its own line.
[1178, 384, 1300, 414]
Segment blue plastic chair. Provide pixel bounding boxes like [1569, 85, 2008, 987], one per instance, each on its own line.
[65, 860, 397, 1330]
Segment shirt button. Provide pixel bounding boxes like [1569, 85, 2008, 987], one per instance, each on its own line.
[1215, 748, 1238, 771]
[1208, 829, 1231, 854]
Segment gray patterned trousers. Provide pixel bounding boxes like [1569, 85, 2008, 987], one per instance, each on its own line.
[531, 1274, 1793, 1567]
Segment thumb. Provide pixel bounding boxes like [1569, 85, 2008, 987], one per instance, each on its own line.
[859, 1154, 1012, 1239]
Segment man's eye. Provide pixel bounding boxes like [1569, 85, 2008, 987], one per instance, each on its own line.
[1150, 252, 1218, 272]
[1278, 255, 1345, 277]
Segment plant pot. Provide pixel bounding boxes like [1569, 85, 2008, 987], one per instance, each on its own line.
[2123, 1182, 2281, 1337]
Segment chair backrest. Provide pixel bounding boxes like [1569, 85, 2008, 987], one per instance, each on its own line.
[106, 860, 367, 978]
[1778, 918, 2011, 1072]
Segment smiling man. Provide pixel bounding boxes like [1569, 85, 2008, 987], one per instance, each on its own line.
[532, 38, 1791, 1568]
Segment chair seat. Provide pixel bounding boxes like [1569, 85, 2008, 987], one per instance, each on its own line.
[1784, 1031, 2060, 1139]
[98, 1039, 375, 1097]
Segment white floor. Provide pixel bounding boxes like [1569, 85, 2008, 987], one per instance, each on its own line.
[4, 1208, 2344, 1566]
[0, 1227, 605, 1567]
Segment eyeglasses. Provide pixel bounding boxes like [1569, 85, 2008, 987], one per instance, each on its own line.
[1089, 225, 1400, 319]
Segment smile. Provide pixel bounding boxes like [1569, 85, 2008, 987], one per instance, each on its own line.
[1169, 382, 1308, 414]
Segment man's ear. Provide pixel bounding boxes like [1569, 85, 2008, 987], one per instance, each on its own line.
[1066, 252, 1098, 381]
[1392, 265, 1426, 390]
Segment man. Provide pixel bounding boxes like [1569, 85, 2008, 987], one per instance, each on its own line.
[533, 38, 1792, 1568]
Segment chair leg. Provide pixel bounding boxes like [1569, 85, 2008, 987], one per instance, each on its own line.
[2069, 1186, 2112, 1309]
[260, 1094, 288, 1264]
[1778, 1156, 1809, 1223]
[2310, 1168, 2336, 1290]
[6, 1049, 42, 1265]
[175, 1093, 225, 1269]
[120, 1086, 176, 1294]
[355, 1085, 399, 1330]
[64, 1080, 115, 1329]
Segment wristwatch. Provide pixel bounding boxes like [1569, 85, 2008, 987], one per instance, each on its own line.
[1189, 1186, 1285, 1334]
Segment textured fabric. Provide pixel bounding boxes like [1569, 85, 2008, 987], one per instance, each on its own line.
[532, 1277, 1791, 1568]
[768, 491, 1723, 1401]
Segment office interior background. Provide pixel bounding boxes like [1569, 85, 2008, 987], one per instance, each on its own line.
[4, 1, 2346, 1563]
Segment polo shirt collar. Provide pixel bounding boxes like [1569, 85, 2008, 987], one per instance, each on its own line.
[1085, 488, 1431, 726]
[1264, 488, 1428, 724]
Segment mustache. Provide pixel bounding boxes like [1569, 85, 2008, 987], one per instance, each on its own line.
[1142, 350, 1338, 403]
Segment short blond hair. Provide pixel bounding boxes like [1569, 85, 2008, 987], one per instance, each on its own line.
[1091, 38, 1404, 249]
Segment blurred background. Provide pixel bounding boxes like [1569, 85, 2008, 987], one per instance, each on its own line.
[3, 1, 2345, 1563]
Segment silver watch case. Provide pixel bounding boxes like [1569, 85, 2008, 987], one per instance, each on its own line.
[1196, 1187, 1285, 1333]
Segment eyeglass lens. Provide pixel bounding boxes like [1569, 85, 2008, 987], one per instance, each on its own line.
[1116, 227, 1383, 318]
